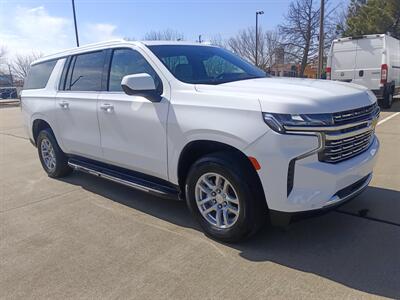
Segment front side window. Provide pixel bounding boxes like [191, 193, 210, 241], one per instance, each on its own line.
[109, 49, 162, 93]
[66, 51, 105, 91]
[24, 60, 57, 90]
[148, 45, 267, 84]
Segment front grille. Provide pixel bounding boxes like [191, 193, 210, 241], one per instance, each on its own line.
[320, 130, 375, 163]
[319, 103, 379, 164]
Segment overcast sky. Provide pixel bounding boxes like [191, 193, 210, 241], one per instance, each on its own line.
[0, 0, 348, 60]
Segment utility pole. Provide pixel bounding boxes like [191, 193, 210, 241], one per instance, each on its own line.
[255, 11, 264, 67]
[7, 64, 13, 86]
[317, 0, 325, 79]
[71, 0, 80, 47]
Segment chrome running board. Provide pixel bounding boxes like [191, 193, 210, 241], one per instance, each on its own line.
[67, 158, 180, 200]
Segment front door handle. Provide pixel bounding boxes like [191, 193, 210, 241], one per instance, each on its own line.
[100, 103, 114, 113]
[59, 101, 69, 109]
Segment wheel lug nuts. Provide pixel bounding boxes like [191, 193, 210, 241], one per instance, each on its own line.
[218, 204, 222, 209]
[211, 192, 216, 196]
[223, 202, 227, 206]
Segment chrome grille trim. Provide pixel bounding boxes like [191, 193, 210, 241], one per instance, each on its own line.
[285, 103, 379, 164]
[333, 103, 378, 124]
[321, 133, 374, 163]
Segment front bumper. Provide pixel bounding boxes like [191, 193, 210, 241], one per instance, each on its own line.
[244, 130, 379, 215]
[269, 173, 372, 226]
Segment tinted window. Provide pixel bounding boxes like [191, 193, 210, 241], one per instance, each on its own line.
[66, 51, 105, 91]
[24, 60, 57, 89]
[148, 45, 267, 84]
[203, 55, 243, 78]
[109, 49, 162, 93]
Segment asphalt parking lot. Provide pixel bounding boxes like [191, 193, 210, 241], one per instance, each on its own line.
[1, 102, 399, 299]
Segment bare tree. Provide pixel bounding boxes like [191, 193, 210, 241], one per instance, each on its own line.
[279, 0, 337, 77]
[227, 27, 282, 70]
[264, 30, 285, 68]
[0, 46, 7, 75]
[0, 46, 7, 64]
[11, 52, 43, 80]
[209, 34, 227, 48]
[279, 0, 321, 76]
[144, 29, 184, 41]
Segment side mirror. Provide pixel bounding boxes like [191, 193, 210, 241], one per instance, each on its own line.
[121, 73, 162, 102]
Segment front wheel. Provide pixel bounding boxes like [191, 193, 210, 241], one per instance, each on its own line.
[185, 152, 267, 242]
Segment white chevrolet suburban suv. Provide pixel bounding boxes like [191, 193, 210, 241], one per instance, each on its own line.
[21, 40, 380, 242]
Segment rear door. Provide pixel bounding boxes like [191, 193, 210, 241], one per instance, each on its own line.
[331, 39, 358, 82]
[55, 50, 106, 159]
[353, 37, 383, 90]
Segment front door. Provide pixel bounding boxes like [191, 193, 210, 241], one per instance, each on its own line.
[97, 48, 169, 180]
[55, 50, 106, 159]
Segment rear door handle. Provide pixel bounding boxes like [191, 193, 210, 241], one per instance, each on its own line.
[59, 101, 69, 109]
[100, 103, 114, 113]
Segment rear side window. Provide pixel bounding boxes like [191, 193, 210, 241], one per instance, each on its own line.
[65, 51, 105, 91]
[24, 60, 57, 89]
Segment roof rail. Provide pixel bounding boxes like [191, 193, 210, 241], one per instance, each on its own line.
[33, 39, 129, 64]
[73, 39, 127, 49]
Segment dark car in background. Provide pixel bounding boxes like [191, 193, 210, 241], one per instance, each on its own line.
[0, 87, 18, 99]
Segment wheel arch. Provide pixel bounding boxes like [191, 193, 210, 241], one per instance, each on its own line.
[32, 119, 53, 145]
[177, 140, 266, 204]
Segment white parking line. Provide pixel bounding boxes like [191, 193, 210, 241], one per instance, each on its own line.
[378, 112, 400, 126]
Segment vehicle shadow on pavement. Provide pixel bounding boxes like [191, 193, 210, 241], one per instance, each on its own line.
[62, 173, 400, 298]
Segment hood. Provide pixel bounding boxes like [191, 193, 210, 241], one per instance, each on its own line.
[195, 77, 375, 114]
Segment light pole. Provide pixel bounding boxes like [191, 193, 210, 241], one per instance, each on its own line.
[255, 10, 264, 67]
[317, 0, 325, 78]
[71, 0, 80, 47]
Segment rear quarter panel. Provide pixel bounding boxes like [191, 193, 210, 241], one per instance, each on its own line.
[21, 59, 65, 146]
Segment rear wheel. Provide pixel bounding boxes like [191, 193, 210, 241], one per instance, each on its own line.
[382, 90, 393, 109]
[37, 129, 72, 178]
[185, 152, 267, 242]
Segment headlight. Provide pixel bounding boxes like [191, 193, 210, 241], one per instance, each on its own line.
[262, 112, 333, 133]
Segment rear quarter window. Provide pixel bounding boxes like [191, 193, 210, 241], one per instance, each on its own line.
[23, 60, 57, 90]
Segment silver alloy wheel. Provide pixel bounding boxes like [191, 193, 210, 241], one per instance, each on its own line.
[40, 138, 56, 172]
[195, 172, 240, 229]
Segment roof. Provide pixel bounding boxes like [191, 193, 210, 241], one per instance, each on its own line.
[142, 40, 211, 46]
[32, 39, 214, 65]
[332, 34, 386, 43]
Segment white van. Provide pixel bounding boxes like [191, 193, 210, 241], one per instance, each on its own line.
[327, 34, 400, 108]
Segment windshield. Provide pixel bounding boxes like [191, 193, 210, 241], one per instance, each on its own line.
[147, 45, 268, 85]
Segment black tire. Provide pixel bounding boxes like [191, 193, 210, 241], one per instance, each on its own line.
[382, 90, 393, 109]
[37, 128, 72, 178]
[185, 152, 267, 242]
